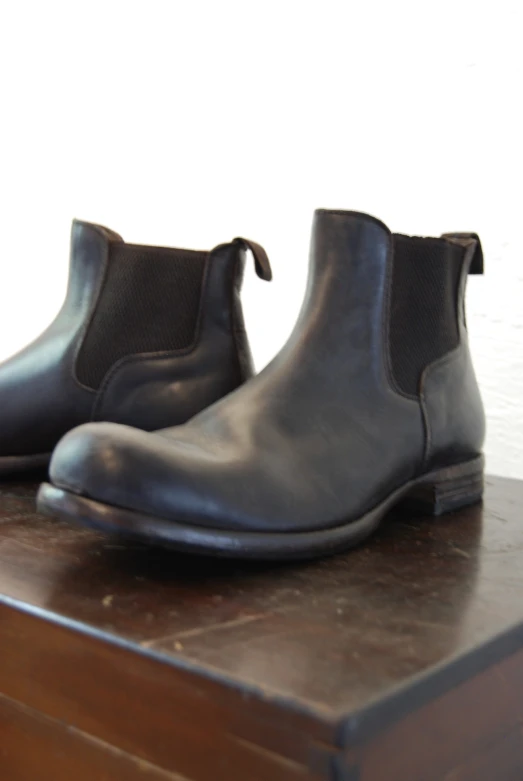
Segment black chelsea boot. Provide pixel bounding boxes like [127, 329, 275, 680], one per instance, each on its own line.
[0, 219, 271, 475]
[38, 210, 485, 560]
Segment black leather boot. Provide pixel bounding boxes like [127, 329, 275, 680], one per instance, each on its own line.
[0, 219, 271, 475]
[38, 210, 485, 560]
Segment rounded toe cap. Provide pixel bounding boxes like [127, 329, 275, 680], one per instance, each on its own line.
[49, 422, 151, 500]
[48, 422, 284, 533]
[48, 422, 212, 523]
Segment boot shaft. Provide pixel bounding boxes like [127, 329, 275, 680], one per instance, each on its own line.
[75, 238, 210, 390]
[0, 220, 271, 464]
[306, 209, 485, 469]
[68, 221, 267, 395]
[388, 230, 482, 398]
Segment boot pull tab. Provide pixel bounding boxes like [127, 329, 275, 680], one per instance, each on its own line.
[233, 238, 273, 281]
[441, 232, 484, 275]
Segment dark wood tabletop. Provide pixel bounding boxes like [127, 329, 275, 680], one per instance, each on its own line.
[1, 474, 523, 781]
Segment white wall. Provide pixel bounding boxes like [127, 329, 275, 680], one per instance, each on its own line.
[0, 1, 521, 477]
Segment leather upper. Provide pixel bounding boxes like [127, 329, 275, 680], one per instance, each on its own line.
[50, 210, 443, 532]
[0, 221, 104, 456]
[91, 242, 256, 430]
[0, 221, 263, 458]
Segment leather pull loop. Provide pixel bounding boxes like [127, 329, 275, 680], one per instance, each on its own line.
[233, 238, 273, 281]
[441, 232, 484, 275]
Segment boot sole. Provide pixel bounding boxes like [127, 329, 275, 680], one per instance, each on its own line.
[35, 456, 484, 561]
[0, 453, 51, 477]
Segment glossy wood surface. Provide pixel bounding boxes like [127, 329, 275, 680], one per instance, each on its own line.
[0, 692, 182, 781]
[1, 475, 523, 780]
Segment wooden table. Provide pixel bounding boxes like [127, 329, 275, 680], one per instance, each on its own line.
[1, 475, 523, 781]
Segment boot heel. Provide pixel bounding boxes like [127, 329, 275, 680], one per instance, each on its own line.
[400, 455, 484, 516]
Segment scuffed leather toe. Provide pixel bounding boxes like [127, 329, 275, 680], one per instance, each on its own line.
[47, 418, 316, 533]
[49, 422, 153, 499]
[48, 421, 260, 529]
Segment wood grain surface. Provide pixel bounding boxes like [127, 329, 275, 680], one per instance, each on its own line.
[1, 475, 522, 780]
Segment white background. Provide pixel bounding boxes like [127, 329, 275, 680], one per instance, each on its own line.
[0, 1, 521, 477]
